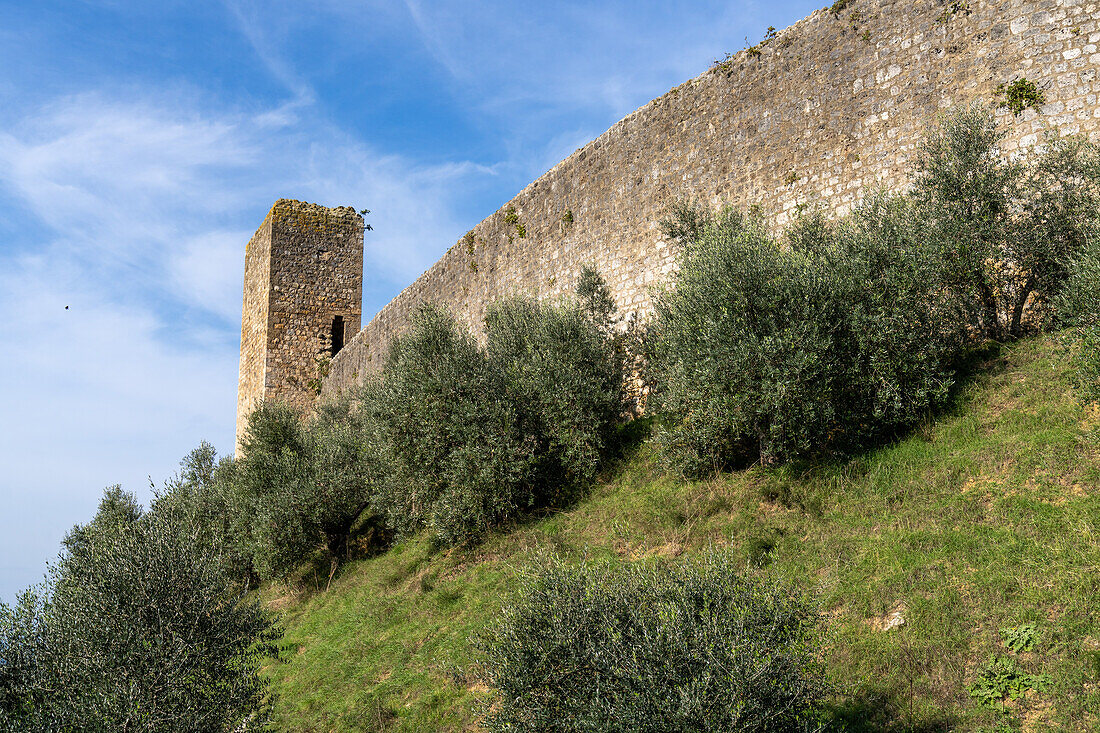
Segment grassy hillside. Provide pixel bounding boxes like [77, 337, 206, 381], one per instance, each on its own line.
[262, 335, 1100, 732]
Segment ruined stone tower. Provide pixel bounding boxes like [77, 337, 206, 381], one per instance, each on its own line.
[235, 199, 364, 451]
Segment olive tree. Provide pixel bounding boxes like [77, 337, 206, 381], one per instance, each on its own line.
[371, 304, 536, 546]
[0, 487, 280, 732]
[231, 399, 384, 581]
[649, 197, 960, 471]
[475, 551, 827, 733]
[914, 104, 1100, 340]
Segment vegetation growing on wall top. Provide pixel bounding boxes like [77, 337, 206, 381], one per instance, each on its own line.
[829, 0, 853, 17]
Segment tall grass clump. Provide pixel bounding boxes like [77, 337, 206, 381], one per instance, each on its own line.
[475, 551, 827, 733]
[649, 197, 961, 472]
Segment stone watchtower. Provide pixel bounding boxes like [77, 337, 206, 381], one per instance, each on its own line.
[235, 199, 364, 452]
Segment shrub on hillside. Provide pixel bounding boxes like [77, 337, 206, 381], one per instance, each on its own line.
[648, 198, 960, 471]
[818, 194, 966, 430]
[230, 399, 385, 581]
[0, 488, 280, 732]
[1054, 237, 1100, 402]
[914, 104, 1100, 340]
[370, 304, 534, 546]
[474, 551, 827, 733]
[486, 291, 623, 505]
[373, 287, 622, 546]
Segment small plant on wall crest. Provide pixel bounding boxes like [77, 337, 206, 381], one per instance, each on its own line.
[830, 0, 853, 17]
[996, 78, 1045, 116]
[711, 52, 737, 73]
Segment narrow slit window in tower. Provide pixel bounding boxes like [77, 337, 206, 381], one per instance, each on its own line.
[330, 315, 345, 356]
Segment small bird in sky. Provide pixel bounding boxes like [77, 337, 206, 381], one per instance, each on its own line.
[65, 305, 69, 310]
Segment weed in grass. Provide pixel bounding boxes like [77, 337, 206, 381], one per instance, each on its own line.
[1000, 624, 1039, 652]
[1086, 650, 1100, 679]
[745, 526, 782, 567]
[967, 655, 1050, 710]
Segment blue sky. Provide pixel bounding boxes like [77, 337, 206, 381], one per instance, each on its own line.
[0, 0, 822, 603]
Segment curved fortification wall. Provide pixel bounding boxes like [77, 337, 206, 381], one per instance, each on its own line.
[323, 0, 1100, 399]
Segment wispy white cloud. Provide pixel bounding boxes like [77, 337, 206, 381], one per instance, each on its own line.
[0, 93, 256, 266]
[389, 0, 772, 116]
[371, 0, 793, 187]
[170, 230, 250, 322]
[221, 0, 317, 108]
[401, 0, 465, 80]
[0, 90, 492, 313]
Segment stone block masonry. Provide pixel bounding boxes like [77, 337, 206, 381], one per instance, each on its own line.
[319, 0, 1100, 401]
[236, 200, 363, 452]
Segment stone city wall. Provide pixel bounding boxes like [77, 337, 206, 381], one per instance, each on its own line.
[323, 0, 1100, 400]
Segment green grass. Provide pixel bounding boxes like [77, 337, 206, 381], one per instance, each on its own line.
[263, 335, 1100, 731]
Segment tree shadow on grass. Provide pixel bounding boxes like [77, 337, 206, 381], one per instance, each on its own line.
[608, 413, 656, 465]
[766, 339, 1011, 486]
[826, 689, 955, 732]
[941, 339, 1009, 414]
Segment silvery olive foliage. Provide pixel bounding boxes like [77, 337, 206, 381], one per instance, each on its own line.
[649, 196, 962, 472]
[369, 303, 535, 546]
[649, 107, 1100, 472]
[150, 442, 254, 583]
[475, 551, 827, 733]
[215, 270, 623, 567]
[230, 398, 385, 581]
[486, 290, 624, 504]
[914, 104, 1100, 340]
[0, 486, 280, 732]
[371, 276, 623, 546]
[1054, 235, 1100, 402]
